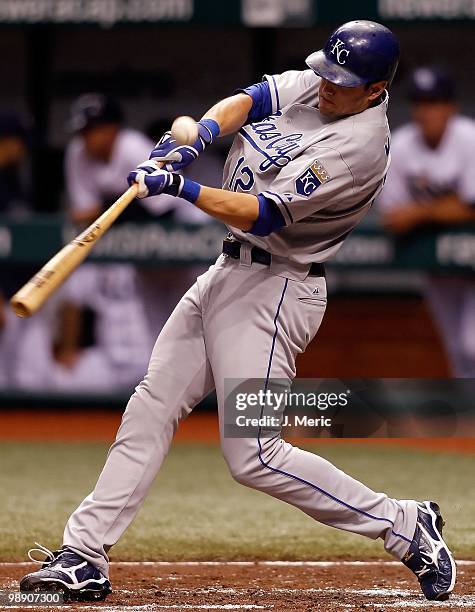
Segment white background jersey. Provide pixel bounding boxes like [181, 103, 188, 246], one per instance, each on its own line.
[379, 115, 475, 209]
[224, 70, 391, 267]
[65, 127, 211, 221]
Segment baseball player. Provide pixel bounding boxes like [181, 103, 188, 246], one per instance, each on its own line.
[380, 66, 475, 377]
[65, 92, 190, 223]
[20, 21, 456, 602]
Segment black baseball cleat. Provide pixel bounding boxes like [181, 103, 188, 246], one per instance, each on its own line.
[402, 501, 456, 601]
[20, 542, 111, 602]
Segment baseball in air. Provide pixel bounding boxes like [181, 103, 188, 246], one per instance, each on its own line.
[171, 116, 199, 145]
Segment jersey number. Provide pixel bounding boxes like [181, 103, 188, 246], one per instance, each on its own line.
[229, 156, 255, 192]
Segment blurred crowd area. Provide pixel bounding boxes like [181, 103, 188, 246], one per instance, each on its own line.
[1, 20, 475, 393]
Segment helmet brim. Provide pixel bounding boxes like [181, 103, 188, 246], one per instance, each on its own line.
[305, 50, 367, 88]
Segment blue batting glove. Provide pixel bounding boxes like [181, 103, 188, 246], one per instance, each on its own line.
[127, 160, 174, 198]
[149, 119, 220, 172]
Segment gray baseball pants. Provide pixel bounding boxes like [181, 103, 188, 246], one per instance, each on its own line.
[64, 253, 417, 578]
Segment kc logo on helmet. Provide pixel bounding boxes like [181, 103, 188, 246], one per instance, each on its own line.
[330, 39, 350, 65]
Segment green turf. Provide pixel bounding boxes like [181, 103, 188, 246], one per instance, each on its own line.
[0, 442, 473, 561]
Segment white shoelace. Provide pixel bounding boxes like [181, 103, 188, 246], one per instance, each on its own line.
[27, 542, 62, 564]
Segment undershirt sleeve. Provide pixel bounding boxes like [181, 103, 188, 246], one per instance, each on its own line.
[247, 194, 286, 236]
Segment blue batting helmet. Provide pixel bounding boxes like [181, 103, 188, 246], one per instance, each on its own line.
[306, 20, 400, 88]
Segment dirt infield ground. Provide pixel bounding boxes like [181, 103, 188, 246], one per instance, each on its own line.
[1, 561, 474, 611]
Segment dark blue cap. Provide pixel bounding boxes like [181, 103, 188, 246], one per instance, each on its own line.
[306, 20, 400, 88]
[68, 93, 123, 133]
[407, 66, 456, 102]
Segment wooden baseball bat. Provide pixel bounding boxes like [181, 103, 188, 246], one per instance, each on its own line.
[10, 184, 139, 318]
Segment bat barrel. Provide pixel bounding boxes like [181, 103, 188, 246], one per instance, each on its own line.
[10, 299, 31, 318]
[10, 184, 138, 318]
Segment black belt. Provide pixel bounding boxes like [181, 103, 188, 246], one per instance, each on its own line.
[222, 240, 325, 277]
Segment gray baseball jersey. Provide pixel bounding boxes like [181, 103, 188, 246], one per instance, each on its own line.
[224, 70, 391, 266]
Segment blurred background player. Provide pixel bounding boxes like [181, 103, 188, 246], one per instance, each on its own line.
[65, 93, 172, 225]
[380, 66, 475, 377]
[57, 93, 155, 384]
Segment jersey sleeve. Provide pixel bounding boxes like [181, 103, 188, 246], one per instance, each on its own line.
[259, 146, 354, 225]
[263, 70, 319, 113]
[237, 70, 318, 123]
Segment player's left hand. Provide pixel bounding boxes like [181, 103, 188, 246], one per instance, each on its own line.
[149, 119, 220, 172]
[127, 161, 174, 198]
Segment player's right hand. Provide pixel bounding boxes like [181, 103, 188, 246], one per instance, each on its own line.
[127, 161, 174, 198]
[149, 119, 220, 172]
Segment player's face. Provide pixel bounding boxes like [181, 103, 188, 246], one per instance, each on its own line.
[318, 79, 386, 118]
[82, 123, 119, 161]
[411, 101, 456, 149]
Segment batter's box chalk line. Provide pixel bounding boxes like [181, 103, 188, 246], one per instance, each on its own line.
[2, 559, 474, 566]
